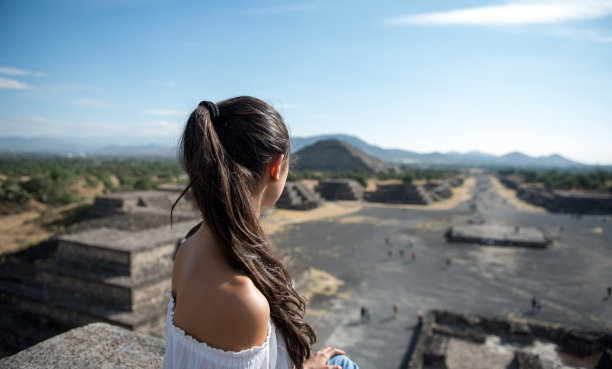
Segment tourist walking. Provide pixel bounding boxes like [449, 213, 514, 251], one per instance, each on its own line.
[164, 97, 358, 369]
[393, 304, 399, 318]
[531, 297, 537, 312]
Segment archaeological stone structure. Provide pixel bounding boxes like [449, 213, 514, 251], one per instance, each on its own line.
[315, 179, 365, 201]
[275, 182, 323, 210]
[89, 189, 193, 217]
[366, 183, 433, 205]
[445, 224, 550, 248]
[499, 176, 612, 215]
[293, 139, 395, 173]
[424, 181, 453, 202]
[0, 188, 199, 354]
[408, 310, 612, 369]
[546, 191, 612, 215]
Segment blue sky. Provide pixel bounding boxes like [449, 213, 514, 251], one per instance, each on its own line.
[1, 0, 611, 164]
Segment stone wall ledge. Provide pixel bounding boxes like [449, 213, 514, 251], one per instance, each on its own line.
[0, 323, 164, 369]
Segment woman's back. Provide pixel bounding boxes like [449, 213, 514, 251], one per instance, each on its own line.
[171, 224, 269, 352]
[163, 224, 292, 369]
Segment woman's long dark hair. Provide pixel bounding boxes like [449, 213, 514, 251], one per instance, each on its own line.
[171, 96, 315, 368]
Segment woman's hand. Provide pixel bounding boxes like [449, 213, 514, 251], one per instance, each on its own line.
[303, 347, 346, 369]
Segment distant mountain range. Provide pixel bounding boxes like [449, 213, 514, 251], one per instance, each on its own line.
[292, 134, 589, 169]
[0, 136, 175, 157]
[0, 134, 600, 169]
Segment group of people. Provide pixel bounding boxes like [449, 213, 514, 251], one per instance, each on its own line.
[385, 237, 417, 260]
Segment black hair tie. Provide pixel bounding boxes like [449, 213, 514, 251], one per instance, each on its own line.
[199, 101, 219, 121]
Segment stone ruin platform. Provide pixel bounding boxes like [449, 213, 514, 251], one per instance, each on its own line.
[315, 179, 365, 201]
[89, 189, 193, 217]
[366, 183, 433, 205]
[276, 181, 323, 210]
[446, 224, 550, 248]
[409, 310, 612, 369]
[0, 220, 198, 354]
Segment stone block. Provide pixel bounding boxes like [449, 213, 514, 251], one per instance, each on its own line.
[0, 323, 164, 369]
[508, 352, 543, 369]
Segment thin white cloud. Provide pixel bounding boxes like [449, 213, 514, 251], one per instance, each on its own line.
[13, 116, 53, 123]
[2, 117, 181, 138]
[542, 27, 612, 42]
[0, 67, 44, 76]
[0, 77, 32, 90]
[385, 0, 612, 26]
[70, 97, 112, 107]
[143, 109, 184, 117]
[246, 3, 321, 15]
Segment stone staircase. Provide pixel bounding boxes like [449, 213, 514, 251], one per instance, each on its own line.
[315, 179, 365, 201]
[366, 183, 433, 205]
[275, 182, 323, 210]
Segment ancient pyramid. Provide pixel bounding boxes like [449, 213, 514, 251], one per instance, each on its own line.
[293, 139, 394, 173]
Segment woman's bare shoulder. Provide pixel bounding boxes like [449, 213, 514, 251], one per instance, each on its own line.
[172, 239, 270, 352]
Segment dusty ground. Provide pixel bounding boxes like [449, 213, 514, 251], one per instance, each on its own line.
[262, 176, 477, 235]
[262, 201, 364, 235]
[272, 174, 611, 369]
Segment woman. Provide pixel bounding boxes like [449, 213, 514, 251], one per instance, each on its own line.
[165, 97, 359, 369]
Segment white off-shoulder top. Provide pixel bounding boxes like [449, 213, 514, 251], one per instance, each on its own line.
[162, 290, 293, 369]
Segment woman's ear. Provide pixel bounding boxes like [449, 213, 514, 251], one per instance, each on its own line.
[269, 154, 284, 181]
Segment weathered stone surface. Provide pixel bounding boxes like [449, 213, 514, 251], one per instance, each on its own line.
[424, 181, 452, 200]
[510, 321, 534, 345]
[499, 175, 612, 214]
[508, 352, 543, 369]
[446, 224, 549, 248]
[0, 323, 164, 369]
[409, 310, 612, 369]
[315, 179, 365, 201]
[367, 183, 432, 205]
[547, 191, 612, 214]
[276, 182, 323, 210]
[423, 334, 448, 368]
[89, 190, 193, 217]
[0, 218, 198, 354]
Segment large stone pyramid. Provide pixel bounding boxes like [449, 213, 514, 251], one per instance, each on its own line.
[293, 139, 394, 173]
